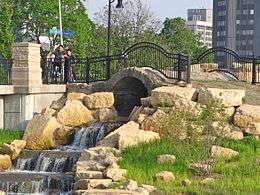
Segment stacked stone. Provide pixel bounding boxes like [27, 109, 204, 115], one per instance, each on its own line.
[23, 92, 118, 150]
[130, 84, 260, 140]
[74, 147, 158, 195]
[0, 140, 26, 171]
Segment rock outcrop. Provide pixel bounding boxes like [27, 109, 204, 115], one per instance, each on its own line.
[98, 121, 160, 150]
[23, 92, 118, 150]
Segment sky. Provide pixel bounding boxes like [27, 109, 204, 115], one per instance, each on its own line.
[88, 0, 213, 20]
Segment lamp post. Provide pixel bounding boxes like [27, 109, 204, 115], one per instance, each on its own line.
[107, 0, 123, 79]
[58, 0, 64, 46]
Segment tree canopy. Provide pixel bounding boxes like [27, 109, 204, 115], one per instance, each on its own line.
[160, 17, 206, 56]
[0, 1, 14, 59]
[12, 0, 95, 57]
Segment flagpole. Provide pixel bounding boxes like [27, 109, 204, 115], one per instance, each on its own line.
[58, 0, 64, 46]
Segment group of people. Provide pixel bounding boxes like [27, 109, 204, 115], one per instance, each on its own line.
[51, 45, 76, 83]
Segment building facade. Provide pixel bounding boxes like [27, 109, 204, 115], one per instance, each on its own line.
[187, 9, 213, 48]
[213, 0, 260, 58]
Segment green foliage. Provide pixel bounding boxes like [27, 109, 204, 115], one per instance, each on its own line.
[119, 137, 260, 194]
[12, 0, 95, 58]
[0, 129, 23, 146]
[160, 17, 206, 56]
[0, 0, 14, 59]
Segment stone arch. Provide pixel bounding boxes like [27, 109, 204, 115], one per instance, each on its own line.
[108, 67, 168, 117]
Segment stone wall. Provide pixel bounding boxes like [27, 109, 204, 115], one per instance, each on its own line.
[0, 43, 66, 130]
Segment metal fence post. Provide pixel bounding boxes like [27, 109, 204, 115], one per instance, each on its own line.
[186, 55, 191, 84]
[177, 54, 182, 81]
[107, 56, 111, 80]
[86, 58, 90, 84]
[252, 58, 257, 85]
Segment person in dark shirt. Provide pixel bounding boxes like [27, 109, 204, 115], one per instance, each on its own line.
[53, 45, 65, 82]
[64, 49, 75, 83]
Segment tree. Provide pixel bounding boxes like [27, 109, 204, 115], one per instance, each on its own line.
[160, 17, 206, 56]
[0, 1, 14, 59]
[94, 0, 163, 55]
[12, 0, 95, 58]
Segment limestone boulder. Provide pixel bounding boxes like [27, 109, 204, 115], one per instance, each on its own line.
[57, 100, 94, 127]
[104, 168, 127, 181]
[76, 170, 104, 180]
[0, 144, 21, 160]
[74, 190, 137, 195]
[197, 88, 245, 107]
[50, 95, 67, 111]
[123, 180, 138, 191]
[41, 107, 57, 117]
[67, 92, 87, 101]
[211, 146, 239, 159]
[94, 108, 118, 122]
[157, 154, 176, 164]
[53, 126, 74, 146]
[0, 154, 12, 171]
[155, 171, 175, 182]
[75, 179, 112, 190]
[10, 140, 26, 149]
[150, 86, 197, 107]
[189, 162, 212, 175]
[23, 115, 62, 150]
[233, 104, 260, 136]
[98, 122, 160, 150]
[141, 109, 167, 132]
[83, 92, 114, 109]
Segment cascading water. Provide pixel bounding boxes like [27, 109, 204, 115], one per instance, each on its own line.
[0, 122, 111, 194]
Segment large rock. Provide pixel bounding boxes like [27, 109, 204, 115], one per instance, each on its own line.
[140, 109, 167, 132]
[57, 100, 94, 127]
[211, 146, 239, 159]
[41, 107, 57, 117]
[155, 171, 175, 182]
[233, 104, 260, 136]
[104, 168, 127, 181]
[23, 115, 62, 150]
[0, 154, 12, 171]
[150, 86, 197, 107]
[75, 179, 112, 190]
[53, 126, 74, 146]
[197, 88, 245, 107]
[10, 140, 26, 149]
[74, 190, 137, 195]
[83, 92, 114, 109]
[50, 95, 67, 111]
[94, 108, 118, 122]
[98, 122, 160, 150]
[157, 154, 176, 164]
[67, 92, 87, 101]
[0, 144, 21, 160]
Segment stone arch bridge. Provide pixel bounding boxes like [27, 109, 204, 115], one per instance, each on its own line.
[68, 67, 175, 117]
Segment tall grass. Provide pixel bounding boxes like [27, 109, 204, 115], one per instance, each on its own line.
[119, 137, 260, 194]
[0, 129, 23, 146]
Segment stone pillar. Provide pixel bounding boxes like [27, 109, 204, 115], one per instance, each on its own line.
[12, 42, 42, 87]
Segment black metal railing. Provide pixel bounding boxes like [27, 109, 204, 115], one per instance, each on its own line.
[0, 56, 12, 85]
[41, 42, 190, 84]
[191, 47, 260, 84]
[41, 43, 260, 85]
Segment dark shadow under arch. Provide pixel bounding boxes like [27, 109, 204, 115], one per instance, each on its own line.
[113, 77, 149, 117]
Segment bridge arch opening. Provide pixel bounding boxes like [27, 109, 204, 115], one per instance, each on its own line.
[113, 77, 149, 117]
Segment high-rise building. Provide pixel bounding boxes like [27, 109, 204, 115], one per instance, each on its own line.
[186, 9, 213, 48]
[213, 0, 260, 58]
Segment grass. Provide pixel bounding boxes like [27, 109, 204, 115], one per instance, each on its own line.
[118, 137, 260, 195]
[0, 129, 23, 146]
[193, 80, 260, 106]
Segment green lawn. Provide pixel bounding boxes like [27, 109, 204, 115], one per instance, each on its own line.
[193, 80, 260, 106]
[0, 129, 23, 146]
[118, 137, 260, 195]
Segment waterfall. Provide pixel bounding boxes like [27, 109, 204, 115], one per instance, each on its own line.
[0, 122, 111, 194]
